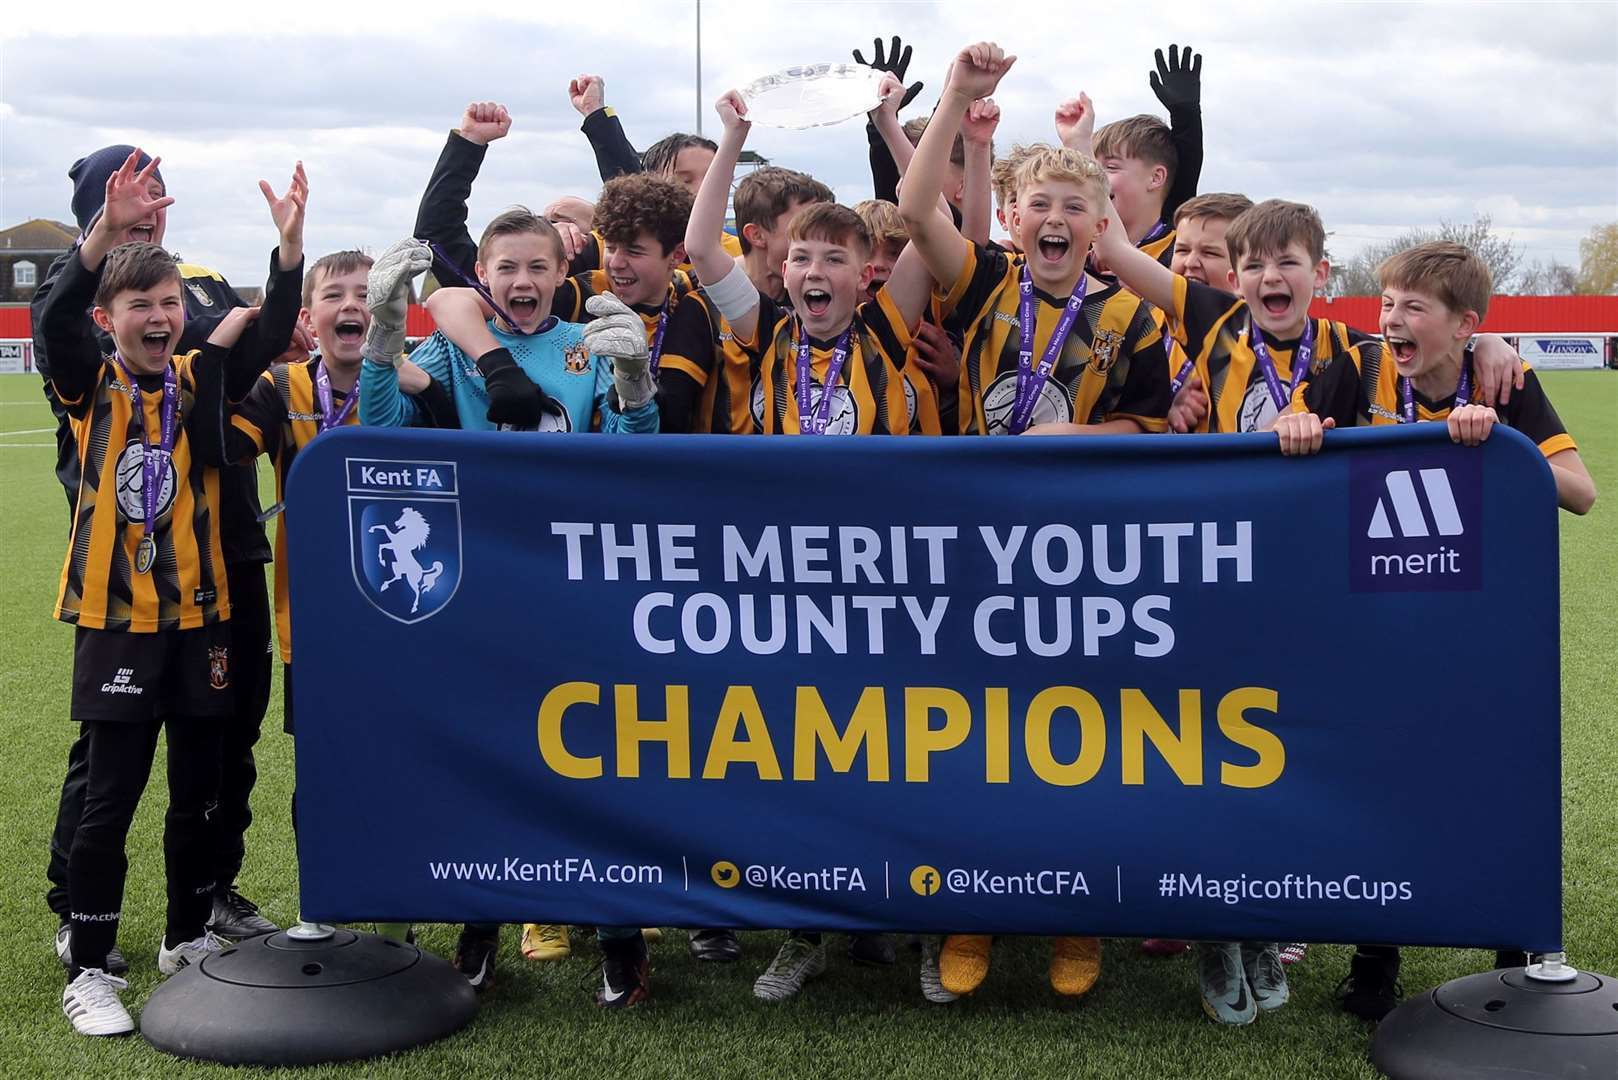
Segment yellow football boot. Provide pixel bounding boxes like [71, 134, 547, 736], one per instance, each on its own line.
[939, 934, 993, 995]
[1050, 935, 1102, 996]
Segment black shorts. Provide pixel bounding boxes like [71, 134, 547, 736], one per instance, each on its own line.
[71, 623, 235, 723]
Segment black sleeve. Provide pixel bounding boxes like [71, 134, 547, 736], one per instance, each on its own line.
[414, 131, 488, 283]
[1177, 278, 1242, 357]
[186, 344, 239, 466]
[868, 122, 900, 204]
[1108, 310, 1174, 426]
[1500, 368, 1573, 451]
[744, 294, 787, 359]
[223, 249, 304, 400]
[1163, 103, 1203, 221]
[568, 232, 604, 277]
[37, 251, 106, 410]
[1297, 350, 1364, 428]
[175, 275, 251, 353]
[29, 251, 85, 384]
[940, 242, 1012, 338]
[29, 251, 88, 510]
[409, 377, 462, 430]
[580, 108, 643, 182]
[655, 296, 719, 434]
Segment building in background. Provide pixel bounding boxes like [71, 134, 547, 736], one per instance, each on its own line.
[0, 219, 76, 305]
[0, 219, 77, 371]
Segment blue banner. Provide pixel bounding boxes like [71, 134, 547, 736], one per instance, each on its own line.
[288, 425, 1561, 949]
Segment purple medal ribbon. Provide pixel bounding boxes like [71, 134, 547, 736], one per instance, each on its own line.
[1170, 351, 1197, 395]
[1010, 265, 1087, 435]
[647, 297, 671, 378]
[1401, 351, 1473, 424]
[1141, 219, 1170, 246]
[112, 355, 178, 571]
[795, 321, 854, 435]
[425, 239, 527, 335]
[1249, 314, 1316, 414]
[314, 360, 357, 432]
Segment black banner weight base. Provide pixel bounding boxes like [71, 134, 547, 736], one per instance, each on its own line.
[1371, 960, 1618, 1079]
[140, 926, 477, 1066]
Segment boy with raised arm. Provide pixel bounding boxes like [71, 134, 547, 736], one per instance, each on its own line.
[34, 149, 308, 957]
[686, 89, 936, 439]
[854, 198, 961, 436]
[1092, 44, 1206, 269]
[683, 87, 938, 999]
[896, 41, 1166, 1002]
[899, 45, 1171, 446]
[42, 152, 303, 1036]
[418, 102, 699, 361]
[661, 166, 835, 435]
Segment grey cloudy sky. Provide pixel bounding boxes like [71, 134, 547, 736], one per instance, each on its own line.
[4, 0, 1615, 290]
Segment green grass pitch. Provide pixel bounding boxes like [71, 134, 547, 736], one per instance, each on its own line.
[1, 370, 1612, 1079]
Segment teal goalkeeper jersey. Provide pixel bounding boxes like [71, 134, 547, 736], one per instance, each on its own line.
[359, 317, 658, 434]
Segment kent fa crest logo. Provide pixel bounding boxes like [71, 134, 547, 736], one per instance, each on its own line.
[1349, 450, 1481, 593]
[347, 458, 462, 623]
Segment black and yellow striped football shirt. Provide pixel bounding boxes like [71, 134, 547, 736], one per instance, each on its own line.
[745, 289, 914, 436]
[51, 349, 230, 632]
[1297, 351, 1577, 460]
[940, 239, 1172, 435]
[654, 288, 736, 434]
[1169, 274, 1369, 434]
[224, 361, 361, 662]
[1141, 225, 1175, 267]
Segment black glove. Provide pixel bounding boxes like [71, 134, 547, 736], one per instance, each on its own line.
[853, 34, 923, 112]
[475, 347, 550, 428]
[1149, 44, 1203, 111]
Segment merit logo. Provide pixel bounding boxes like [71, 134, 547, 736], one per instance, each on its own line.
[1350, 452, 1482, 593]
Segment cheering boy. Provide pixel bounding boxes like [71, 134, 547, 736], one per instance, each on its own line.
[1274, 240, 1596, 1018]
[682, 85, 940, 998]
[42, 152, 302, 1036]
[896, 41, 1168, 1001]
[1277, 240, 1596, 512]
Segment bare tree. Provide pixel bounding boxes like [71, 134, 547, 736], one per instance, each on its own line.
[1327, 214, 1526, 297]
[1516, 258, 1580, 296]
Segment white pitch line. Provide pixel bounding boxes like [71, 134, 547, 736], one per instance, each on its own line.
[0, 443, 52, 448]
[0, 428, 54, 436]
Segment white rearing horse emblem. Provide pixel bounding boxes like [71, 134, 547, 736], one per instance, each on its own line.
[370, 507, 445, 614]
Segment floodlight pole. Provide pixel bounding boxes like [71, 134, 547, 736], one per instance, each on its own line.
[695, 0, 703, 136]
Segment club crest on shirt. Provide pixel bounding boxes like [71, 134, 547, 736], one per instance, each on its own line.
[982, 369, 1072, 434]
[186, 282, 216, 308]
[208, 645, 230, 690]
[564, 343, 591, 374]
[1090, 328, 1124, 374]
